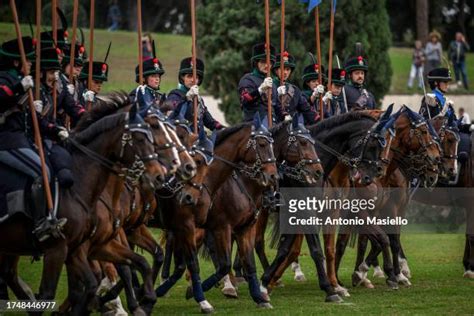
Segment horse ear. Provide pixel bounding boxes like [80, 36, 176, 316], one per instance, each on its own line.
[179, 103, 188, 119]
[253, 112, 262, 130]
[384, 103, 394, 118]
[210, 130, 218, 145]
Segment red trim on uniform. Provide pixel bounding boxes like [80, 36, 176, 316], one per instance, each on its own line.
[241, 90, 254, 102]
[78, 107, 86, 114]
[0, 85, 14, 96]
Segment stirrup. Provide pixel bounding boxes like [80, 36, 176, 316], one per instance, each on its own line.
[33, 217, 67, 242]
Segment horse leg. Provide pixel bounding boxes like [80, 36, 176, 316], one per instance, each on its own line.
[155, 250, 186, 297]
[398, 241, 411, 278]
[37, 240, 68, 302]
[0, 255, 35, 300]
[334, 227, 351, 285]
[464, 200, 474, 278]
[389, 233, 411, 286]
[275, 235, 304, 284]
[323, 230, 340, 290]
[260, 234, 297, 292]
[160, 231, 174, 283]
[254, 208, 271, 271]
[128, 225, 165, 286]
[181, 225, 214, 314]
[234, 226, 272, 308]
[91, 236, 157, 314]
[352, 234, 376, 289]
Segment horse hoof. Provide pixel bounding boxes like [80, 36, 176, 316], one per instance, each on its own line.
[257, 302, 273, 309]
[294, 273, 307, 282]
[386, 279, 399, 290]
[275, 279, 284, 288]
[361, 278, 375, 289]
[463, 270, 474, 279]
[132, 307, 147, 316]
[373, 266, 386, 278]
[358, 262, 370, 273]
[199, 300, 214, 314]
[185, 286, 193, 300]
[396, 273, 412, 286]
[222, 287, 238, 299]
[334, 285, 350, 297]
[325, 294, 343, 303]
[351, 271, 369, 287]
[233, 277, 247, 286]
[261, 291, 271, 302]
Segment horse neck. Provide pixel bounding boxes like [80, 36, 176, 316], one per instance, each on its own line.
[71, 128, 123, 208]
[205, 126, 251, 194]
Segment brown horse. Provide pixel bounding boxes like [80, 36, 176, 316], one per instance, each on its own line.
[332, 106, 443, 290]
[155, 116, 278, 313]
[191, 118, 328, 305]
[0, 93, 164, 315]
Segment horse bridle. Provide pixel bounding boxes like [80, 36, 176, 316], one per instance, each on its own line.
[70, 119, 159, 186]
[437, 120, 459, 162]
[279, 127, 321, 183]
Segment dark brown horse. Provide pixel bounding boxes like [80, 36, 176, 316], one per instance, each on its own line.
[191, 118, 328, 305]
[0, 92, 164, 315]
[154, 116, 278, 313]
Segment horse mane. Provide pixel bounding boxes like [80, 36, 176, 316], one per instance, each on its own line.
[308, 111, 377, 136]
[214, 122, 252, 146]
[74, 91, 131, 132]
[73, 112, 127, 145]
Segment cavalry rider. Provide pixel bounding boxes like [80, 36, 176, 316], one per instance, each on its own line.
[167, 57, 224, 131]
[60, 42, 86, 105]
[343, 55, 376, 110]
[301, 61, 326, 118]
[35, 47, 85, 128]
[321, 67, 348, 118]
[419, 67, 454, 120]
[78, 60, 109, 108]
[131, 57, 166, 115]
[272, 51, 318, 125]
[0, 37, 67, 242]
[238, 42, 285, 123]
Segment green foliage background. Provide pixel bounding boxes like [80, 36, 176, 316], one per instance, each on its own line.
[198, 0, 393, 124]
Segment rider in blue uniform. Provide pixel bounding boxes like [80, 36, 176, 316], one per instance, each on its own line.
[321, 68, 348, 118]
[238, 43, 285, 123]
[343, 55, 376, 111]
[272, 51, 317, 125]
[419, 68, 454, 120]
[301, 62, 326, 120]
[131, 57, 166, 116]
[167, 57, 224, 131]
[0, 37, 68, 242]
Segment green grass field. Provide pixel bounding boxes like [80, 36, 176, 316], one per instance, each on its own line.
[1, 23, 473, 97]
[11, 233, 473, 315]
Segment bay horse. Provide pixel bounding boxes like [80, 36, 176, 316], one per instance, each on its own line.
[257, 109, 394, 296]
[190, 117, 329, 305]
[0, 92, 164, 315]
[154, 115, 278, 313]
[332, 106, 443, 289]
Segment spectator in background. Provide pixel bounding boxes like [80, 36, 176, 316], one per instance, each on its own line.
[107, 0, 122, 32]
[407, 40, 426, 90]
[449, 32, 470, 90]
[425, 31, 443, 75]
[458, 107, 472, 133]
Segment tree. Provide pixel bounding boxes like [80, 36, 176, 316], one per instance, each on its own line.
[198, 0, 393, 124]
[416, 0, 429, 42]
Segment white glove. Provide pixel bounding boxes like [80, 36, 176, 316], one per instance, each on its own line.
[20, 75, 34, 91]
[361, 88, 369, 97]
[186, 85, 200, 100]
[54, 71, 60, 82]
[284, 114, 292, 122]
[57, 127, 69, 140]
[83, 90, 96, 103]
[33, 100, 43, 113]
[425, 93, 437, 106]
[322, 91, 333, 103]
[446, 99, 454, 107]
[258, 77, 273, 94]
[277, 85, 287, 96]
[316, 84, 325, 94]
[67, 84, 75, 96]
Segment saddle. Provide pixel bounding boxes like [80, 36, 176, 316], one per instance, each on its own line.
[0, 148, 52, 224]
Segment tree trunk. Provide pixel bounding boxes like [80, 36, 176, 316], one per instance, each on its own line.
[458, 0, 467, 36]
[416, 0, 429, 42]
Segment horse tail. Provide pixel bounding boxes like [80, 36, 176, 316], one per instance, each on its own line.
[269, 212, 281, 249]
[158, 230, 169, 248]
[198, 231, 213, 262]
